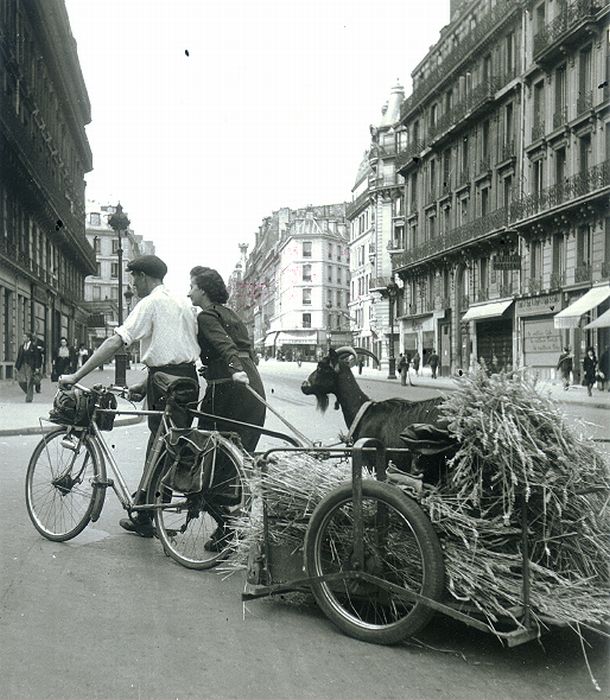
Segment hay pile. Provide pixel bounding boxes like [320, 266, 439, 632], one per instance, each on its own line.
[430, 367, 610, 632]
[219, 452, 353, 576]
[224, 368, 609, 636]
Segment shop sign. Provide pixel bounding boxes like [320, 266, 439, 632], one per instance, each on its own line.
[493, 254, 522, 270]
[515, 292, 561, 318]
[87, 313, 105, 328]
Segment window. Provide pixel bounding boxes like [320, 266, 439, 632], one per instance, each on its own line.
[302, 288, 311, 305]
[505, 31, 515, 75]
[481, 120, 490, 159]
[409, 173, 418, 211]
[555, 65, 566, 117]
[555, 148, 566, 187]
[110, 286, 118, 300]
[429, 159, 436, 199]
[337, 268, 342, 284]
[302, 313, 311, 328]
[552, 234, 565, 276]
[503, 176, 513, 207]
[504, 103, 513, 146]
[532, 159, 544, 196]
[302, 241, 312, 258]
[302, 264, 311, 281]
[111, 262, 118, 278]
[336, 290, 342, 307]
[328, 243, 333, 259]
[533, 81, 545, 131]
[530, 240, 542, 278]
[481, 187, 489, 216]
[112, 239, 119, 254]
[92, 285, 101, 300]
[96, 262, 101, 277]
[93, 237, 101, 253]
[90, 212, 101, 226]
[327, 265, 332, 283]
[579, 46, 591, 103]
[579, 134, 591, 172]
[576, 225, 591, 266]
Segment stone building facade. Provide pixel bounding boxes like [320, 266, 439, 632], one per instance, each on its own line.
[235, 204, 350, 361]
[0, 0, 95, 378]
[389, 0, 609, 379]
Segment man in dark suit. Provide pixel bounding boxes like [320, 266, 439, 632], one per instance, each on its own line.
[15, 332, 43, 403]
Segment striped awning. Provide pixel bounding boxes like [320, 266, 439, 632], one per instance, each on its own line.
[554, 285, 610, 329]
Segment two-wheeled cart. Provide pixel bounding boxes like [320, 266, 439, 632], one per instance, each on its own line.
[242, 436, 568, 648]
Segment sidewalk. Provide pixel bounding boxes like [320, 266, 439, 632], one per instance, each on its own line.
[355, 363, 610, 410]
[0, 363, 148, 437]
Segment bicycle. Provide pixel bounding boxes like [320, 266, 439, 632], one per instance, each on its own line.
[25, 371, 253, 570]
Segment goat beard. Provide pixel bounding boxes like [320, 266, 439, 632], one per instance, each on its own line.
[312, 392, 330, 413]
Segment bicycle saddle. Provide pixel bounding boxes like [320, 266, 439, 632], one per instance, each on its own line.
[152, 372, 199, 403]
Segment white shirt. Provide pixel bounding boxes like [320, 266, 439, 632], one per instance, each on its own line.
[115, 285, 200, 367]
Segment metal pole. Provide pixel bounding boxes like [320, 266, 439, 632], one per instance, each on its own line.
[115, 227, 127, 385]
[387, 291, 397, 379]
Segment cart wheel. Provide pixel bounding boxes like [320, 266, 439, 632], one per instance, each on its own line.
[304, 480, 444, 645]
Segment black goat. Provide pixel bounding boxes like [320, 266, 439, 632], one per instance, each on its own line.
[301, 347, 447, 477]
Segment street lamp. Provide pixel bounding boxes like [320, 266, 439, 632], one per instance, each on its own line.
[326, 300, 333, 350]
[108, 202, 130, 385]
[386, 278, 398, 379]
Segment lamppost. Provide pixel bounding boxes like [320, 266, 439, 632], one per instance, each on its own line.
[386, 279, 398, 379]
[326, 300, 332, 350]
[108, 202, 130, 385]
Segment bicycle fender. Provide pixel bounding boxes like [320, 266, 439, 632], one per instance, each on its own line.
[89, 438, 107, 523]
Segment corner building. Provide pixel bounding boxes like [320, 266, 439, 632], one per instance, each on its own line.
[0, 0, 95, 378]
[392, 0, 609, 378]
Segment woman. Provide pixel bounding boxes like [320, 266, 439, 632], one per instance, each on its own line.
[582, 346, 597, 397]
[52, 336, 73, 382]
[188, 266, 266, 452]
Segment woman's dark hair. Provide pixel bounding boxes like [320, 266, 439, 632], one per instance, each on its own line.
[59, 336, 68, 343]
[190, 266, 229, 304]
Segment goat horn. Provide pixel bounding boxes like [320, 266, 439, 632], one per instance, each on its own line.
[334, 346, 358, 362]
[353, 348, 381, 367]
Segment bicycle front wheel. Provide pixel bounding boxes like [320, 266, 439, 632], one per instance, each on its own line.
[149, 434, 250, 570]
[304, 481, 445, 645]
[25, 428, 105, 542]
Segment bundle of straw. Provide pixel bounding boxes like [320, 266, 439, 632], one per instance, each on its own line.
[432, 367, 610, 632]
[220, 452, 352, 576]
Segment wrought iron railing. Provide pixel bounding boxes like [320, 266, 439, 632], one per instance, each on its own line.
[553, 106, 568, 129]
[576, 90, 593, 115]
[395, 141, 427, 172]
[392, 207, 508, 270]
[400, 0, 521, 121]
[528, 277, 543, 295]
[532, 120, 546, 141]
[509, 160, 609, 220]
[346, 190, 370, 219]
[574, 264, 592, 283]
[533, 0, 599, 58]
[549, 271, 565, 289]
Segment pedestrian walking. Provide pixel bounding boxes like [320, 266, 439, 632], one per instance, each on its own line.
[15, 332, 43, 402]
[59, 254, 200, 537]
[556, 346, 573, 391]
[428, 349, 439, 379]
[357, 358, 364, 375]
[411, 350, 420, 376]
[598, 347, 609, 392]
[398, 353, 409, 386]
[582, 346, 597, 397]
[52, 336, 73, 382]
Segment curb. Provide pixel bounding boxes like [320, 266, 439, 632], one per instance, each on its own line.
[357, 373, 610, 411]
[0, 413, 144, 438]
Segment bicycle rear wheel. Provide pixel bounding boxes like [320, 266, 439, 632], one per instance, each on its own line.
[25, 428, 105, 542]
[304, 480, 445, 645]
[149, 433, 251, 570]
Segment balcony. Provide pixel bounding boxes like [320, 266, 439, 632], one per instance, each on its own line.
[528, 277, 543, 295]
[387, 239, 405, 252]
[549, 271, 566, 290]
[576, 90, 593, 116]
[533, 0, 600, 66]
[396, 141, 427, 174]
[435, 296, 452, 310]
[500, 141, 516, 162]
[427, 77, 501, 149]
[574, 264, 592, 283]
[552, 106, 568, 129]
[370, 276, 392, 292]
[392, 207, 508, 271]
[509, 160, 609, 221]
[346, 190, 370, 220]
[531, 120, 546, 142]
[399, 0, 521, 121]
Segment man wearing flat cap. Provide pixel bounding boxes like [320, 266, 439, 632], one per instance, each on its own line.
[60, 254, 200, 536]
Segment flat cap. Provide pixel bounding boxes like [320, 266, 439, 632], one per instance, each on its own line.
[126, 255, 167, 280]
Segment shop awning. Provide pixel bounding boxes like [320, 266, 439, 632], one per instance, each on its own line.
[462, 299, 513, 322]
[584, 307, 610, 330]
[554, 285, 610, 329]
[275, 331, 318, 345]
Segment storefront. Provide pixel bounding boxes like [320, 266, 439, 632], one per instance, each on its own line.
[518, 292, 563, 380]
[462, 299, 514, 372]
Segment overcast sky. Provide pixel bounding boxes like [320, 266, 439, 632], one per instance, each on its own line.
[65, 0, 450, 294]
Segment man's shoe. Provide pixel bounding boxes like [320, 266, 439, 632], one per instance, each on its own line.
[119, 517, 155, 538]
